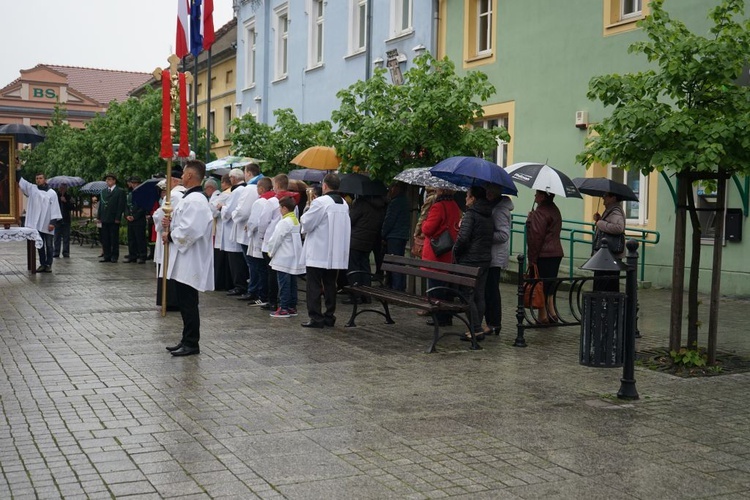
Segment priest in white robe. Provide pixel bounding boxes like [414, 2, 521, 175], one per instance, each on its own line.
[18, 171, 61, 273]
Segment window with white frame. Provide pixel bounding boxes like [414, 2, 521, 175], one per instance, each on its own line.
[477, 0, 493, 54]
[475, 116, 509, 168]
[350, 0, 367, 54]
[309, 0, 324, 67]
[223, 105, 232, 137]
[620, 0, 642, 19]
[245, 21, 256, 87]
[392, 0, 413, 36]
[275, 5, 289, 79]
[608, 165, 648, 225]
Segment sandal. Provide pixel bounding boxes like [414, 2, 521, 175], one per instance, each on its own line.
[460, 332, 485, 342]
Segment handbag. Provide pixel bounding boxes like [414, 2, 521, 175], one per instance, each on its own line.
[523, 264, 546, 309]
[430, 230, 454, 256]
[411, 234, 425, 258]
[593, 232, 625, 254]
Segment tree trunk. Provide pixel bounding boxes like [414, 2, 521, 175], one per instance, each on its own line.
[669, 173, 688, 352]
[686, 181, 701, 348]
[707, 175, 727, 365]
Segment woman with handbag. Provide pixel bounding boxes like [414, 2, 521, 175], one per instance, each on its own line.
[592, 192, 626, 292]
[453, 186, 494, 341]
[421, 188, 462, 327]
[526, 190, 563, 324]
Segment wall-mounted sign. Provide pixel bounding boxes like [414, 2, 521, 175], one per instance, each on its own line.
[386, 49, 404, 86]
[31, 88, 57, 99]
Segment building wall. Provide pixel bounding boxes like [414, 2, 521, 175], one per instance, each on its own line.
[236, 0, 437, 125]
[195, 56, 237, 159]
[440, 0, 750, 295]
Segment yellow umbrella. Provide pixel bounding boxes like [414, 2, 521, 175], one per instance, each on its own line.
[290, 146, 340, 170]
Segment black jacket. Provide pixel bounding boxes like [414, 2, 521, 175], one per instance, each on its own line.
[453, 198, 493, 266]
[350, 196, 386, 253]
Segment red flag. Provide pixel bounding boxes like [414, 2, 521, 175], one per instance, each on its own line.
[203, 0, 215, 51]
[178, 74, 189, 158]
[160, 71, 172, 159]
[176, 0, 189, 58]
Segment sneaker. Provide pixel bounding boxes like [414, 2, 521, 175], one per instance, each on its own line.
[287, 308, 298, 317]
[250, 299, 269, 307]
[270, 308, 291, 318]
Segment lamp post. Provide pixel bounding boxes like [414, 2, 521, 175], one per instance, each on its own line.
[580, 238, 639, 400]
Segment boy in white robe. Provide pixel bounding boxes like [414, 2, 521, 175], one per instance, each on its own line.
[267, 196, 305, 317]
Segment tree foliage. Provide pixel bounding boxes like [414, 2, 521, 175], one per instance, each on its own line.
[331, 53, 509, 182]
[577, 0, 750, 175]
[228, 108, 333, 174]
[21, 88, 216, 181]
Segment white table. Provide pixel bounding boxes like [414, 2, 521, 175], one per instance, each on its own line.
[0, 227, 43, 273]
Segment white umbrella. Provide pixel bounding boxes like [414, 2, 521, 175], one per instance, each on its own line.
[505, 162, 582, 198]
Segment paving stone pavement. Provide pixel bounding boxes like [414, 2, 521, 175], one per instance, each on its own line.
[1, 241, 749, 499]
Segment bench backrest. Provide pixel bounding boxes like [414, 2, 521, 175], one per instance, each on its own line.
[381, 254, 480, 288]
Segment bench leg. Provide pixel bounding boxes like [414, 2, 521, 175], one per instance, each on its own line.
[345, 302, 358, 327]
[427, 313, 440, 353]
[381, 301, 395, 325]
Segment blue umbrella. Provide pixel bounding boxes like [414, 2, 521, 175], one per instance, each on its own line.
[288, 168, 326, 183]
[430, 156, 518, 195]
[47, 175, 85, 188]
[131, 178, 162, 210]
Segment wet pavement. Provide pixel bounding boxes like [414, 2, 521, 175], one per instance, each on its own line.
[1, 241, 749, 499]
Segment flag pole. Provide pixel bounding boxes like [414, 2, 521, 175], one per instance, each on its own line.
[206, 47, 212, 163]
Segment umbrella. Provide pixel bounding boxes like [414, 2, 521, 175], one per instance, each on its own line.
[290, 146, 340, 170]
[208, 167, 231, 179]
[505, 162, 582, 198]
[0, 123, 45, 144]
[205, 156, 260, 171]
[339, 173, 388, 197]
[288, 168, 326, 183]
[80, 180, 108, 195]
[572, 177, 638, 202]
[131, 178, 162, 210]
[47, 175, 85, 188]
[430, 156, 518, 195]
[394, 167, 467, 192]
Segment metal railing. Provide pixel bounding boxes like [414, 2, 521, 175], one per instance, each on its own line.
[509, 214, 660, 282]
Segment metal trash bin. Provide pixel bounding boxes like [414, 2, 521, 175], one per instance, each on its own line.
[580, 291, 626, 368]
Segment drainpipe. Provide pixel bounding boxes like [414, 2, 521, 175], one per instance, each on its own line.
[432, 0, 440, 56]
[261, 0, 270, 123]
[365, 0, 373, 80]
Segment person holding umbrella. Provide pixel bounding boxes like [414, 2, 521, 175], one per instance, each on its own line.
[53, 183, 75, 258]
[592, 192, 626, 291]
[526, 190, 563, 324]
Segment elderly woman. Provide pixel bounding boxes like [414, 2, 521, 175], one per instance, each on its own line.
[482, 184, 514, 335]
[592, 192, 626, 292]
[526, 190, 563, 324]
[453, 186, 494, 341]
[421, 188, 462, 327]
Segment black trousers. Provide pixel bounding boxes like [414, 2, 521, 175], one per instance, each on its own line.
[227, 250, 249, 291]
[213, 249, 231, 291]
[306, 266, 338, 324]
[263, 252, 278, 307]
[173, 279, 200, 348]
[127, 219, 148, 260]
[484, 266, 502, 329]
[100, 222, 120, 260]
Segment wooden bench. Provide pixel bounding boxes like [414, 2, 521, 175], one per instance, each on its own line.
[343, 254, 482, 353]
[71, 220, 99, 247]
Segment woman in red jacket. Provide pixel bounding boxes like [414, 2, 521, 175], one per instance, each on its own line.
[526, 190, 563, 323]
[421, 188, 462, 326]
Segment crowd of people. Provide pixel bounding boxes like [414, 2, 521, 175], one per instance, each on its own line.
[17, 162, 627, 356]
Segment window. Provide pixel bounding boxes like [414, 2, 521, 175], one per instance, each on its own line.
[210, 77, 216, 90]
[224, 105, 232, 137]
[208, 111, 215, 135]
[245, 21, 256, 87]
[603, 0, 650, 36]
[275, 6, 289, 79]
[225, 70, 233, 85]
[477, 0, 492, 54]
[475, 116, 509, 168]
[350, 0, 367, 54]
[608, 165, 648, 225]
[197, 83, 203, 96]
[308, 0, 325, 67]
[392, 0, 413, 36]
[463, 0, 496, 65]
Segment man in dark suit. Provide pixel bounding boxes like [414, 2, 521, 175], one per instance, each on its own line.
[97, 173, 127, 263]
[124, 176, 148, 263]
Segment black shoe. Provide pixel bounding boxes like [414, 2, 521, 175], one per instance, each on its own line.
[324, 318, 336, 327]
[53, 254, 60, 258]
[98, 257, 110, 263]
[123, 258, 137, 263]
[36, 265, 48, 273]
[426, 318, 452, 327]
[226, 288, 242, 296]
[137, 259, 146, 264]
[63, 254, 69, 258]
[165, 343, 183, 352]
[260, 303, 276, 311]
[43, 266, 52, 273]
[171, 346, 200, 356]
[301, 320, 325, 329]
[237, 293, 257, 301]
[110, 259, 118, 263]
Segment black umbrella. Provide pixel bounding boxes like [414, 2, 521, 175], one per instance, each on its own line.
[339, 173, 388, 197]
[572, 177, 638, 202]
[131, 178, 162, 210]
[289, 168, 326, 183]
[0, 123, 45, 144]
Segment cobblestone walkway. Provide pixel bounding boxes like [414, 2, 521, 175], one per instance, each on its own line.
[1, 242, 749, 499]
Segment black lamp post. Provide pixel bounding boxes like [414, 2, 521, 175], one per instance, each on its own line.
[581, 238, 639, 400]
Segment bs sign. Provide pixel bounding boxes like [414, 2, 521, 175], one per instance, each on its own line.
[32, 88, 57, 99]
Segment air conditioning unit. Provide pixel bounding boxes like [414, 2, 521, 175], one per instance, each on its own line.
[575, 110, 589, 129]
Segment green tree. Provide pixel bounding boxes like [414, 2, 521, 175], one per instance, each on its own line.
[228, 108, 333, 174]
[331, 52, 508, 182]
[576, 0, 750, 362]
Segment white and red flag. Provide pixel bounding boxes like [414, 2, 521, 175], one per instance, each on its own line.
[176, 0, 190, 58]
[203, 0, 215, 51]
